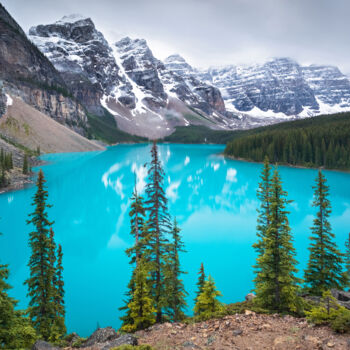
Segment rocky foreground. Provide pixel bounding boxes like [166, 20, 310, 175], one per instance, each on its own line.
[34, 312, 350, 350]
[136, 312, 350, 350]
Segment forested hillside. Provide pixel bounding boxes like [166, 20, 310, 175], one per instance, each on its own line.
[224, 112, 350, 170]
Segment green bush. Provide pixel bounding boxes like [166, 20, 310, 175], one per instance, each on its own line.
[306, 290, 350, 333]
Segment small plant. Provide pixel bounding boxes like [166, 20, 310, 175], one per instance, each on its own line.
[306, 290, 350, 333]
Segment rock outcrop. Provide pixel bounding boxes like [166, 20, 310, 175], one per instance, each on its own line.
[0, 4, 88, 135]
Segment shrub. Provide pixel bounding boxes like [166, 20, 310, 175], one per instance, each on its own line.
[306, 290, 350, 333]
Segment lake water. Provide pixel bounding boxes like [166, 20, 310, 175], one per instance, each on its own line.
[1, 143, 350, 336]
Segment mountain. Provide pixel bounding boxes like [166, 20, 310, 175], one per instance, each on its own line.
[0, 5, 89, 135]
[29, 16, 234, 138]
[2, 4, 350, 142]
[195, 57, 350, 118]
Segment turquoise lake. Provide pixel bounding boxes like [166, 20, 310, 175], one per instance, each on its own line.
[1, 143, 350, 336]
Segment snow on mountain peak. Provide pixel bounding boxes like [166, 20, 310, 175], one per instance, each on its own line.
[56, 14, 91, 24]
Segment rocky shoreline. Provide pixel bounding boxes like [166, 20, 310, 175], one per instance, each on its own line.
[32, 312, 350, 350]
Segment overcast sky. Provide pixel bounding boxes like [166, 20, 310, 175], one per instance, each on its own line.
[2, 0, 349, 74]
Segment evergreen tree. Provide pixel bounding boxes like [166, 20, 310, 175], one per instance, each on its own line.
[145, 141, 171, 322]
[194, 263, 205, 304]
[253, 156, 272, 256]
[163, 218, 187, 322]
[193, 275, 223, 320]
[304, 170, 347, 295]
[254, 167, 301, 313]
[25, 169, 56, 340]
[0, 230, 37, 348]
[23, 154, 29, 175]
[120, 186, 147, 328]
[345, 233, 350, 288]
[53, 243, 66, 338]
[128, 182, 147, 264]
[121, 259, 156, 332]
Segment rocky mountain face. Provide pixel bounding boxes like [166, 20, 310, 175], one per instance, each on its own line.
[28, 16, 235, 138]
[0, 4, 87, 134]
[196, 57, 350, 118]
[2, 4, 350, 140]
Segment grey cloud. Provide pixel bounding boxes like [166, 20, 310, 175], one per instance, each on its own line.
[2, 0, 349, 73]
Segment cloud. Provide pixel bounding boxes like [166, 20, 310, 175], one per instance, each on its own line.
[107, 202, 129, 249]
[166, 180, 181, 202]
[3, 0, 350, 73]
[101, 162, 125, 198]
[226, 168, 237, 182]
[131, 162, 147, 193]
[211, 163, 220, 172]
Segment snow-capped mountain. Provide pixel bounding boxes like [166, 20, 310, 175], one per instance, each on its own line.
[27, 14, 350, 138]
[194, 57, 350, 118]
[29, 16, 233, 138]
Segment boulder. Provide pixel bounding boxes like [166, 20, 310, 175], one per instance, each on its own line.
[100, 334, 138, 349]
[82, 326, 118, 347]
[32, 341, 60, 350]
[331, 289, 350, 302]
[331, 289, 350, 309]
[245, 293, 256, 302]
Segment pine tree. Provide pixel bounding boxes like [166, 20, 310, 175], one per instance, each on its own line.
[253, 156, 272, 256]
[304, 170, 347, 295]
[145, 141, 171, 322]
[0, 230, 37, 348]
[193, 275, 223, 320]
[194, 263, 205, 304]
[345, 233, 350, 288]
[127, 182, 147, 264]
[163, 218, 187, 322]
[23, 154, 29, 175]
[254, 167, 301, 313]
[120, 185, 147, 328]
[52, 243, 66, 338]
[121, 259, 156, 332]
[25, 169, 56, 340]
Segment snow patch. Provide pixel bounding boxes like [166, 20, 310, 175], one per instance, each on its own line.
[5, 94, 13, 106]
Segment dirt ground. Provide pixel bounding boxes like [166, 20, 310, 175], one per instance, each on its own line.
[136, 311, 350, 350]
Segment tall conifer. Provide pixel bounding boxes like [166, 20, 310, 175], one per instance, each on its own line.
[254, 167, 301, 312]
[145, 141, 171, 322]
[304, 170, 347, 294]
[345, 233, 350, 288]
[121, 258, 156, 332]
[25, 169, 56, 339]
[194, 263, 205, 304]
[120, 184, 147, 328]
[253, 156, 271, 256]
[163, 218, 187, 322]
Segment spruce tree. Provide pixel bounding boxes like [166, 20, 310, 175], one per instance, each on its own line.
[163, 218, 187, 322]
[53, 243, 66, 338]
[25, 169, 56, 340]
[0, 230, 36, 348]
[193, 275, 223, 320]
[120, 185, 147, 328]
[304, 170, 347, 295]
[345, 233, 350, 288]
[253, 156, 272, 256]
[194, 263, 205, 303]
[121, 259, 156, 332]
[145, 141, 171, 322]
[23, 154, 29, 175]
[254, 167, 301, 313]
